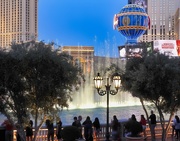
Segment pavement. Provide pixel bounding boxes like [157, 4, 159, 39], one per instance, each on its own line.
[91, 136, 177, 141]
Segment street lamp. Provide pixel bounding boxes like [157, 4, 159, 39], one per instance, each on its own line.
[94, 73, 121, 141]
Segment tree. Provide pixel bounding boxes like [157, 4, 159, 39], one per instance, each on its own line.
[122, 53, 180, 141]
[0, 41, 81, 141]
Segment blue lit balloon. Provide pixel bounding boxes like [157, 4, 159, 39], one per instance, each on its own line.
[113, 4, 149, 44]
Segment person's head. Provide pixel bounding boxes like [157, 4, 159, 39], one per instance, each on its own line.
[132, 114, 135, 117]
[175, 115, 180, 123]
[141, 115, 145, 119]
[95, 117, 99, 122]
[78, 115, 82, 121]
[175, 115, 179, 119]
[74, 116, 77, 121]
[131, 114, 136, 121]
[151, 110, 154, 114]
[113, 115, 117, 120]
[29, 120, 33, 127]
[46, 119, 50, 126]
[86, 116, 90, 120]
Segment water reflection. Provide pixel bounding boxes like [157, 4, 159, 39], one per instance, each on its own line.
[60, 106, 145, 125]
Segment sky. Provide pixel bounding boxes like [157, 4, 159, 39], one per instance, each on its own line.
[38, 0, 128, 57]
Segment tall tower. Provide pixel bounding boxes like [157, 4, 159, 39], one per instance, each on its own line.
[128, 0, 178, 42]
[0, 0, 38, 48]
[174, 0, 180, 39]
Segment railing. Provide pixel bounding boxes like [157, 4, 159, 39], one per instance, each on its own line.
[11, 121, 173, 141]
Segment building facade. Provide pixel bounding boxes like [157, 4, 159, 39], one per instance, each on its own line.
[128, 0, 180, 42]
[174, 0, 180, 39]
[0, 0, 38, 48]
[61, 46, 94, 75]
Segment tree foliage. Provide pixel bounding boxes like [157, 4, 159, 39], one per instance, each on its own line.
[122, 53, 180, 140]
[0, 41, 81, 141]
[123, 53, 180, 112]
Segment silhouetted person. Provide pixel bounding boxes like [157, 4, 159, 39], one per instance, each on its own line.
[149, 110, 156, 140]
[56, 118, 62, 141]
[93, 117, 101, 138]
[26, 120, 33, 141]
[72, 116, 78, 127]
[111, 115, 120, 140]
[140, 115, 146, 137]
[1, 119, 13, 141]
[174, 115, 180, 139]
[172, 116, 176, 137]
[46, 119, 54, 141]
[130, 114, 137, 121]
[83, 116, 93, 141]
[78, 115, 83, 139]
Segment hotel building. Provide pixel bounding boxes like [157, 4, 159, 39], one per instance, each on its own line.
[174, 0, 180, 39]
[128, 0, 180, 42]
[61, 46, 94, 74]
[0, 0, 38, 48]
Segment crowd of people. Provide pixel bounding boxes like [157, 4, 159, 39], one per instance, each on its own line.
[0, 115, 113, 141]
[1, 119, 13, 141]
[2, 110, 180, 141]
[0, 113, 150, 141]
[1, 119, 34, 141]
[67, 111, 156, 141]
[43, 115, 101, 141]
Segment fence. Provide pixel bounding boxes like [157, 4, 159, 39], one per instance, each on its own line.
[11, 121, 173, 141]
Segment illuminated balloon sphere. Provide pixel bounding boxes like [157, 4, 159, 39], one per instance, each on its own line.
[113, 4, 149, 44]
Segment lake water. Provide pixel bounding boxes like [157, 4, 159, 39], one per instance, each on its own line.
[59, 105, 145, 126]
[0, 105, 173, 126]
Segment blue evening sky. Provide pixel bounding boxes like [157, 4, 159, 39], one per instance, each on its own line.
[38, 0, 128, 57]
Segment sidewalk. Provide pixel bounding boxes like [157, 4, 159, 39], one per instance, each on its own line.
[92, 136, 176, 141]
[127, 136, 176, 141]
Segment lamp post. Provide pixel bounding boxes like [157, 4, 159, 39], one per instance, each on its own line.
[94, 73, 121, 141]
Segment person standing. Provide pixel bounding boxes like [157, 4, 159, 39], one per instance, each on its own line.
[93, 117, 101, 139]
[149, 110, 156, 140]
[77, 115, 83, 139]
[111, 115, 120, 141]
[72, 117, 78, 127]
[26, 120, 33, 141]
[172, 116, 176, 137]
[1, 119, 13, 141]
[46, 119, 54, 141]
[140, 115, 147, 137]
[83, 116, 93, 141]
[130, 114, 137, 121]
[173, 115, 180, 139]
[56, 118, 62, 141]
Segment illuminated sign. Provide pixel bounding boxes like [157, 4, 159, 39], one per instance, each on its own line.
[153, 40, 178, 56]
